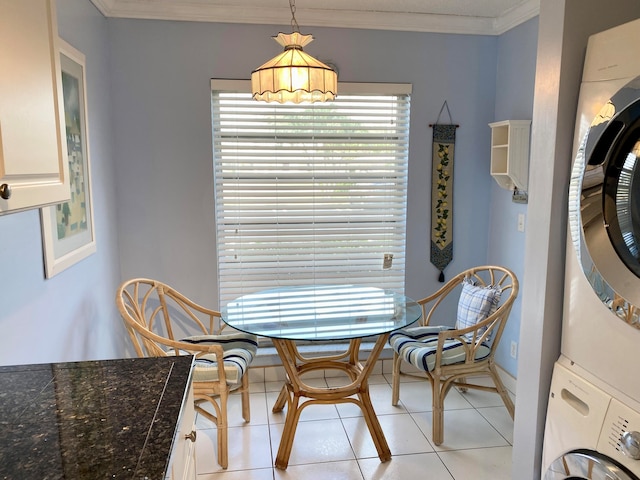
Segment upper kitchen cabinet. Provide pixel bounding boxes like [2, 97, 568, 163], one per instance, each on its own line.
[0, 0, 69, 214]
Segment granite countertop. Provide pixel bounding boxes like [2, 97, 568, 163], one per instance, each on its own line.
[0, 355, 194, 480]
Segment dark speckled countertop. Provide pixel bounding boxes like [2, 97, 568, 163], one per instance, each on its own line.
[0, 356, 194, 480]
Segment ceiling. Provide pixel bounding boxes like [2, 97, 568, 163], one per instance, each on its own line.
[89, 0, 540, 35]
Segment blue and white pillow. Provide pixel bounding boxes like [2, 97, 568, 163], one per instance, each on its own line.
[456, 277, 502, 341]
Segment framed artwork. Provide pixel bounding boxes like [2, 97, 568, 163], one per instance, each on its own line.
[41, 39, 96, 278]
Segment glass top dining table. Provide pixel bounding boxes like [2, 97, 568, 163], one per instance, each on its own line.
[220, 284, 422, 470]
[220, 284, 422, 342]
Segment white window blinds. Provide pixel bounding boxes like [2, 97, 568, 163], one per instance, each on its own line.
[211, 80, 412, 306]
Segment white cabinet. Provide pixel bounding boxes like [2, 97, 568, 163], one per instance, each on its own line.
[168, 383, 197, 480]
[0, 0, 70, 214]
[489, 120, 531, 191]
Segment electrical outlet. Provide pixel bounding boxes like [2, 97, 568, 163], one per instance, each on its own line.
[510, 341, 518, 359]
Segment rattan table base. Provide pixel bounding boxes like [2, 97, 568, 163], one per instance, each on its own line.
[271, 334, 392, 470]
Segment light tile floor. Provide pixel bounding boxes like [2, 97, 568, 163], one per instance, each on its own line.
[194, 370, 515, 480]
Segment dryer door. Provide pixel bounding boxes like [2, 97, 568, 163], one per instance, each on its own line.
[571, 75, 640, 327]
[545, 450, 638, 480]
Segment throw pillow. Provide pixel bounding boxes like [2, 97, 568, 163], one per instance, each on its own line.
[456, 277, 502, 341]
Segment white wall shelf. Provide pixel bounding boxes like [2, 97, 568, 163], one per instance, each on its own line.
[489, 120, 531, 192]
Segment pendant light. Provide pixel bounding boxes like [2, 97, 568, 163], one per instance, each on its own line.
[251, 0, 337, 103]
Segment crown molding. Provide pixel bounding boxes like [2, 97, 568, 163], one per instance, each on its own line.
[90, 0, 539, 35]
[493, 0, 540, 34]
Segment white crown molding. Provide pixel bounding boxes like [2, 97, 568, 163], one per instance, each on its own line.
[90, 0, 540, 35]
[493, 0, 540, 34]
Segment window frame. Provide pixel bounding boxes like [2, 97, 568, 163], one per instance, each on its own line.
[211, 79, 412, 312]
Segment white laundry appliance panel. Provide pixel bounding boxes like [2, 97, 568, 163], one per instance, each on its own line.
[562, 16, 640, 404]
[563, 244, 640, 402]
[570, 79, 634, 164]
[572, 16, 640, 157]
[542, 359, 640, 479]
[544, 17, 640, 480]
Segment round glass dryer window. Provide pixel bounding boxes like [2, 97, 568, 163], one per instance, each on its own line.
[570, 76, 640, 328]
[544, 450, 638, 480]
[603, 123, 640, 277]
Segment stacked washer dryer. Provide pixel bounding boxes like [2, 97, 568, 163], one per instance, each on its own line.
[542, 17, 640, 480]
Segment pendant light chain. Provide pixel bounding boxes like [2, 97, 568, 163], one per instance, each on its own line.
[289, 0, 300, 33]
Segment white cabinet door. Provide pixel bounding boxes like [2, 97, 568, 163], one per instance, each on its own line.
[0, 0, 69, 214]
[169, 384, 197, 480]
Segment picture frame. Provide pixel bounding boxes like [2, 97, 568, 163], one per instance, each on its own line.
[41, 39, 96, 278]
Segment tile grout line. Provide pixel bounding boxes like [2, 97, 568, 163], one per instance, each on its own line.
[196, 373, 514, 479]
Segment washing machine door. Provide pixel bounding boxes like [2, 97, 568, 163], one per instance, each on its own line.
[545, 450, 639, 480]
[571, 75, 640, 327]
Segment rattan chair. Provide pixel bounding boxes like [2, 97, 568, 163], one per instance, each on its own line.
[390, 265, 518, 445]
[116, 278, 258, 469]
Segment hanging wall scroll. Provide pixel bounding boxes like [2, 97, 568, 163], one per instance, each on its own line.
[430, 101, 458, 282]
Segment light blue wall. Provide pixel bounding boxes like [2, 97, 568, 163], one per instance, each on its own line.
[0, 0, 126, 366]
[490, 18, 539, 376]
[0, 1, 534, 376]
[108, 19, 499, 320]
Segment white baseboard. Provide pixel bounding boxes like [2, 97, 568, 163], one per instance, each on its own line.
[496, 364, 517, 396]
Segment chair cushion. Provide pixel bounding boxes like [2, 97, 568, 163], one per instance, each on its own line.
[180, 333, 258, 385]
[389, 326, 491, 372]
[456, 278, 502, 341]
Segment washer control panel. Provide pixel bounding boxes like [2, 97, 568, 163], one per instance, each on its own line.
[599, 397, 640, 474]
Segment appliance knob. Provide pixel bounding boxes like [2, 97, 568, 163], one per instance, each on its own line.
[621, 431, 640, 460]
[0, 183, 11, 200]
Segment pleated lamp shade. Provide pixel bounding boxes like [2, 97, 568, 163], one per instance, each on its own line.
[251, 32, 337, 103]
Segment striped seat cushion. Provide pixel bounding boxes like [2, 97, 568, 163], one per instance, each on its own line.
[180, 333, 258, 385]
[389, 326, 491, 372]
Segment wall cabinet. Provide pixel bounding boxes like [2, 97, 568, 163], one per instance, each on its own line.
[0, 0, 70, 214]
[168, 384, 197, 480]
[489, 120, 531, 191]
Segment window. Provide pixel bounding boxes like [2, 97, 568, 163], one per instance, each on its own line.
[211, 80, 412, 306]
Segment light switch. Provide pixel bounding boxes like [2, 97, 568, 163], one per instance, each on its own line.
[517, 213, 525, 232]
